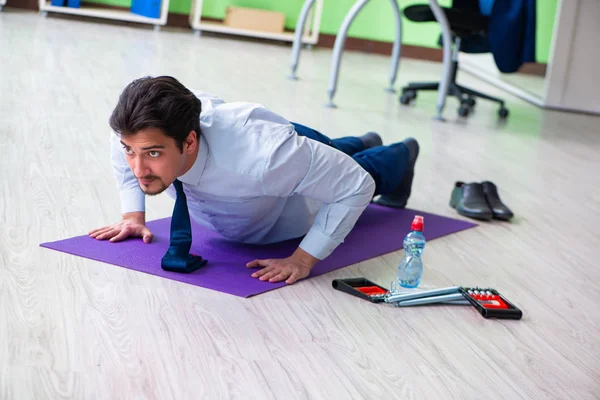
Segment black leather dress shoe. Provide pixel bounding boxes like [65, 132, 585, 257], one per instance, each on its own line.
[482, 181, 514, 220]
[450, 182, 493, 220]
[373, 138, 419, 208]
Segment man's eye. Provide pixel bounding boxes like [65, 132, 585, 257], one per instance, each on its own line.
[123, 147, 133, 155]
[148, 151, 161, 158]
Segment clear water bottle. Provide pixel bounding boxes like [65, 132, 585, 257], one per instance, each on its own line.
[397, 215, 426, 288]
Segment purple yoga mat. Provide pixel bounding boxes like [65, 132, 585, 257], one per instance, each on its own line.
[40, 204, 476, 297]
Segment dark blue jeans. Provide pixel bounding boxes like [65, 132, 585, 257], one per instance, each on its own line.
[291, 122, 409, 196]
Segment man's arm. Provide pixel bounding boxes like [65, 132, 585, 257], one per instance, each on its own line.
[109, 132, 146, 215]
[89, 134, 151, 242]
[265, 129, 376, 259]
[247, 126, 376, 283]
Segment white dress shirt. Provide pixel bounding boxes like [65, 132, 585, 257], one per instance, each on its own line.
[110, 91, 376, 260]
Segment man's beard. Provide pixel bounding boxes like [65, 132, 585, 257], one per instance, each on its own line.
[138, 176, 168, 196]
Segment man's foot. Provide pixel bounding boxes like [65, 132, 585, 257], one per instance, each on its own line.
[359, 132, 383, 149]
[373, 137, 419, 208]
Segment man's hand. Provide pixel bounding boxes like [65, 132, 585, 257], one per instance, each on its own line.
[246, 247, 319, 285]
[88, 212, 153, 243]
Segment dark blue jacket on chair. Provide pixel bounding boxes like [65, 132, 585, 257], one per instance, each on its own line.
[487, 0, 537, 73]
[452, 0, 537, 73]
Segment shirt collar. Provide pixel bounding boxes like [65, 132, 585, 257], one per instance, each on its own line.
[178, 134, 208, 186]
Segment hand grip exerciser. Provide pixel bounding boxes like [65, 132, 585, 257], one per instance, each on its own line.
[332, 278, 523, 320]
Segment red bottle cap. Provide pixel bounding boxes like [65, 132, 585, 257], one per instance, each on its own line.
[411, 215, 424, 231]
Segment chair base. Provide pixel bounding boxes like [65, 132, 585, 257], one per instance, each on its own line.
[399, 62, 509, 119]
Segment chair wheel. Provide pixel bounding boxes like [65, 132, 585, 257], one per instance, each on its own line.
[400, 94, 412, 105]
[498, 107, 509, 118]
[458, 105, 470, 117]
[464, 97, 476, 107]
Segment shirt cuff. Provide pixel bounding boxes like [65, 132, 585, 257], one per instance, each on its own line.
[299, 227, 340, 260]
[119, 186, 145, 214]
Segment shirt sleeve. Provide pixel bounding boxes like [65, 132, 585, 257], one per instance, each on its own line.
[109, 132, 146, 214]
[261, 129, 376, 260]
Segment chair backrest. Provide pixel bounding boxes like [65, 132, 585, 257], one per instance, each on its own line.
[452, 0, 481, 13]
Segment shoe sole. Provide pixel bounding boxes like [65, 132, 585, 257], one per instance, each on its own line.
[458, 210, 493, 221]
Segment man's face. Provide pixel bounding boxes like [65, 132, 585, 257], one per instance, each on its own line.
[120, 128, 196, 196]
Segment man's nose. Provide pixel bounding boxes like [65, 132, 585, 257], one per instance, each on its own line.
[133, 157, 149, 178]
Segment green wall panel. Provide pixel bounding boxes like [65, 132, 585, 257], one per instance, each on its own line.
[535, 0, 557, 63]
[88, 0, 557, 63]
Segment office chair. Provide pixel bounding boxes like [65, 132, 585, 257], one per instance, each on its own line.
[399, 1, 509, 118]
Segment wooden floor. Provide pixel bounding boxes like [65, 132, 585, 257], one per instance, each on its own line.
[2, 10, 599, 400]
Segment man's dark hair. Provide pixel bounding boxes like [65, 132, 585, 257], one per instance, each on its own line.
[109, 76, 202, 152]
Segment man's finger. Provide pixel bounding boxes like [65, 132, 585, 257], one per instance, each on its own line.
[89, 226, 109, 235]
[259, 269, 282, 281]
[286, 271, 302, 285]
[89, 227, 112, 238]
[269, 272, 289, 283]
[246, 259, 269, 268]
[110, 229, 130, 242]
[252, 265, 275, 278]
[96, 228, 119, 240]
[252, 266, 274, 278]
[142, 228, 154, 243]
[142, 229, 153, 243]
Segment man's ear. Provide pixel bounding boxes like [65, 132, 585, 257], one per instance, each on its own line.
[184, 130, 198, 154]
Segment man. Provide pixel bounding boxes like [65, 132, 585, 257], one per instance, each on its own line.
[89, 76, 419, 285]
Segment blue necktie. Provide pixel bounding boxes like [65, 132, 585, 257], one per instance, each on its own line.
[161, 179, 207, 273]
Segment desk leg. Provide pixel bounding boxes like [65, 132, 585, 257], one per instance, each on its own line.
[429, 0, 452, 120]
[386, 0, 403, 93]
[326, 0, 370, 108]
[290, 0, 317, 80]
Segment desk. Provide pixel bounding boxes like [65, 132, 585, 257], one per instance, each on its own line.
[289, 0, 454, 119]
